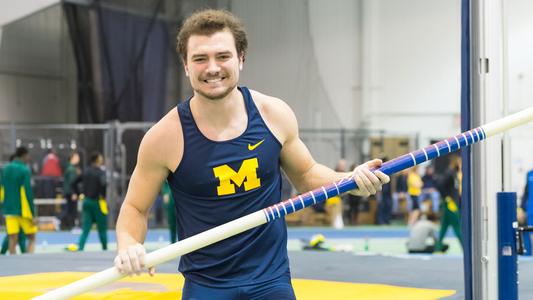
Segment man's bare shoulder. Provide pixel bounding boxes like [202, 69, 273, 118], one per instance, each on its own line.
[249, 89, 297, 144]
[139, 108, 183, 171]
[249, 89, 292, 115]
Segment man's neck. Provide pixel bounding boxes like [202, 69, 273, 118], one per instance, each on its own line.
[191, 87, 245, 127]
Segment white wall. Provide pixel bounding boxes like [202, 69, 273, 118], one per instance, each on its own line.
[507, 0, 533, 112]
[507, 0, 533, 197]
[231, 0, 461, 148]
[227, 0, 462, 168]
[0, 0, 59, 27]
[232, 0, 341, 130]
[0, 0, 463, 133]
[307, 0, 361, 129]
[0, 4, 76, 123]
[363, 0, 461, 146]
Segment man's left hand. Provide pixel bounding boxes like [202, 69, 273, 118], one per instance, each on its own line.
[349, 159, 390, 197]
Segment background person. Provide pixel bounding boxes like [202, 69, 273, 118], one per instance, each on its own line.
[1, 153, 27, 255]
[61, 151, 81, 230]
[435, 155, 463, 252]
[406, 212, 448, 254]
[71, 152, 108, 251]
[2, 147, 37, 254]
[407, 166, 423, 225]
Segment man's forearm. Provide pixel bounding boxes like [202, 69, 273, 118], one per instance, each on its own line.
[295, 163, 348, 193]
[116, 204, 148, 251]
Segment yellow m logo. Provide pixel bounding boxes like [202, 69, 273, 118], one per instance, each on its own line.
[212, 158, 261, 196]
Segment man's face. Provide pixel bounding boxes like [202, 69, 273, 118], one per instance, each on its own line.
[71, 153, 80, 165]
[184, 29, 243, 101]
[96, 155, 104, 167]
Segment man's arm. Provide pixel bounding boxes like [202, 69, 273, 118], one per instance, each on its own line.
[71, 173, 83, 196]
[114, 125, 175, 276]
[268, 99, 389, 196]
[23, 168, 35, 217]
[99, 169, 107, 198]
[0, 169, 4, 202]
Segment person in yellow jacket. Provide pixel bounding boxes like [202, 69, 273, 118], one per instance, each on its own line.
[1, 147, 37, 254]
[407, 166, 423, 225]
[326, 159, 347, 229]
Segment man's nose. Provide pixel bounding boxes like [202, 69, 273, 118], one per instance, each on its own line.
[206, 59, 221, 74]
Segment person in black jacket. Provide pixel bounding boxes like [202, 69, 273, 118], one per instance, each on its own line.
[71, 152, 107, 251]
[435, 155, 463, 252]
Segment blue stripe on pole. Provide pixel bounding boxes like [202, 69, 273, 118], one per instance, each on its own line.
[262, 126, 488, 223]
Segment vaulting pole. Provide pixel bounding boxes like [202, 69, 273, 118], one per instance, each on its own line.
[33, 106, 533, 300]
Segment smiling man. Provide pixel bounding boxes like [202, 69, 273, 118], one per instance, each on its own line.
[114, 9, 389, 300]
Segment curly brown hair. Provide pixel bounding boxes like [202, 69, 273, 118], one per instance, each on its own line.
[176, 9, 248, 62]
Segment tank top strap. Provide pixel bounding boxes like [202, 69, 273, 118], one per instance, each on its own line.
[239, 86, 261, 121]
[177, 99, 198, 141]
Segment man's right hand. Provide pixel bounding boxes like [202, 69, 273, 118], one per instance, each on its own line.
[114, 243, 155, 276]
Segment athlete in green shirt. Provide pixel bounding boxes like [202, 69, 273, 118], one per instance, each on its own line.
[2, 147, 37, 254]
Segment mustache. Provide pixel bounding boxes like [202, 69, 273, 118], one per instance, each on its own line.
[201, 72, 228, 80]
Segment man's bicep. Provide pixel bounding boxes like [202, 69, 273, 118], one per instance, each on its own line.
[122, 122, 178, 215]
[125, 163, 168, 215]
[280, 137, 316, 191]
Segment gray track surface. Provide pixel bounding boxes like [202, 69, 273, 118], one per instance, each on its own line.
[2, 251, 533, 299]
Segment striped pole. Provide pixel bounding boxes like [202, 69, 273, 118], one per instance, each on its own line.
[33, 106, 533, 300]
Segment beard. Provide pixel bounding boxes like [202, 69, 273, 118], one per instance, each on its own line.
[194, 80, 237, 101]
[195, 84, 236, 100]
[193, 70, 238, 101]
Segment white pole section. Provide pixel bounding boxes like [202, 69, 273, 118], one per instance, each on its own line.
[32, 211, 267, 300]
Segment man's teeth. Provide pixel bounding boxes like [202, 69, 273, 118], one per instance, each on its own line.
[206, 78, 222, 83]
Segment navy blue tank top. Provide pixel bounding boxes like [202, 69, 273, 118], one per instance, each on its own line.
[168, 86, 290, 287]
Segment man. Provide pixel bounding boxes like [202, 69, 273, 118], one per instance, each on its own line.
[325, 159, 347, 228]
[2, 147, 37, 254]
[377, 157, 393, 225]
[1, 153, 27, 255]
[114, 9, 389, 299]
[61, 151, 81, 230]
[435, 155, 463, 252]
[420, 165, 440, 214]
[40, 149, 62, 177]
[393, 169, 410, 218]
[407, 166, 423, 225]
[519, 167, 533, 254]
[406, 211, 448, 254]
[73, 152, 108, 251]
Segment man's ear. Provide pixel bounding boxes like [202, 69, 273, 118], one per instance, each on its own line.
[183, 59, 189, 77]
[239, 55, 245, 71]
